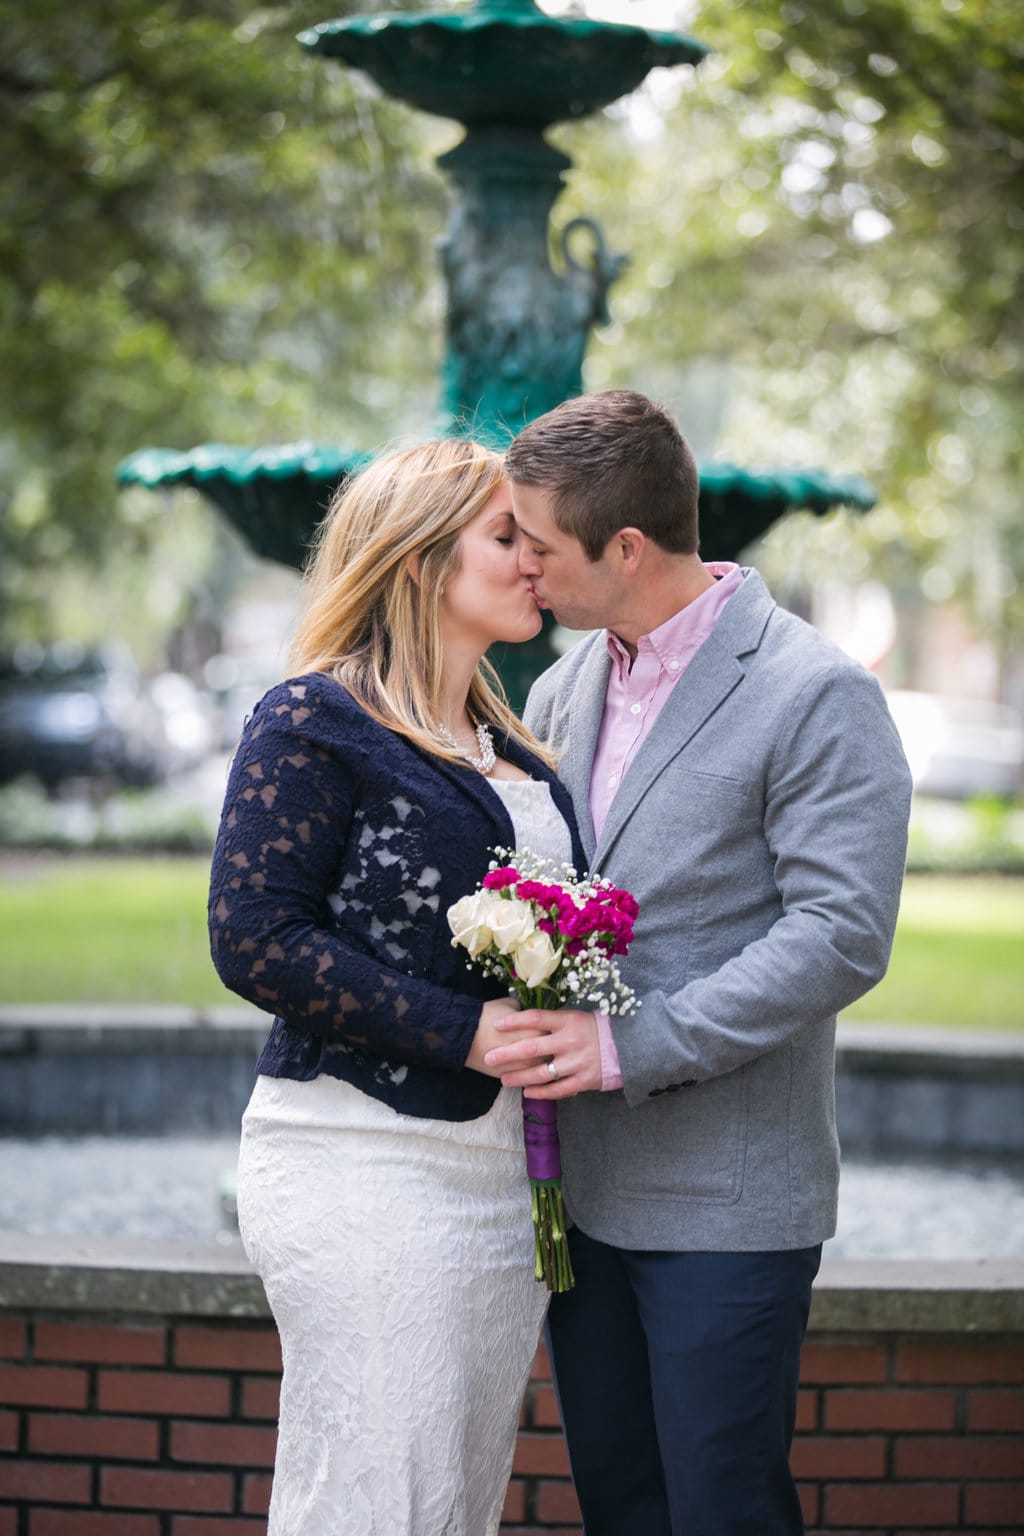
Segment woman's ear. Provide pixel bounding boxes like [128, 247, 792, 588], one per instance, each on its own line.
[405, 552, 421, 585]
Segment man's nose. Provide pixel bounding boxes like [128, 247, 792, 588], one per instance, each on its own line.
[518, 545, 540, 576]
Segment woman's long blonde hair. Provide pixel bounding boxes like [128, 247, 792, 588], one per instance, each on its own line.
[290, 438, 556, 770]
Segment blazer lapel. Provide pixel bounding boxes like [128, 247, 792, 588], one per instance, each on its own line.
[594, 570, 776, 868]
[557, 635, 611, 866]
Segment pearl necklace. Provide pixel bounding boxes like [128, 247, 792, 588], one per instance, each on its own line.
[439, 721, 496, 775]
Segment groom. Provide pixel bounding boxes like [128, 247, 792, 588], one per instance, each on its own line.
[486, 390, 912, 1536]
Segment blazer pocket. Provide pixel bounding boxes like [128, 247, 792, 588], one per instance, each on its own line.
[607, 1067, 750, 1205]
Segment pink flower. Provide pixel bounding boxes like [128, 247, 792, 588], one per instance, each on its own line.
[483, 866, 519, 890]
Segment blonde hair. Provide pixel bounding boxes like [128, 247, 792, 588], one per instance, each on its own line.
[290, 438, 556, 770]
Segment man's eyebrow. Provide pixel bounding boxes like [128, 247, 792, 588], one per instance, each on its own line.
[516, 522, 545, 545]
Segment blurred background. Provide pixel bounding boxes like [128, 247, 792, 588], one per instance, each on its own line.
[2, 0, 1022, 861]
[0, 0, 1022, 1250]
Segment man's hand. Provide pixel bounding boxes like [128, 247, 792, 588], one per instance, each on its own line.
[483, 1008, 603, 1098]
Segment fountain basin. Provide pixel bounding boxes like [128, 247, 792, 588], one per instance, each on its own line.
[117, 445, 875, 571]
[298, 0, 707, 130]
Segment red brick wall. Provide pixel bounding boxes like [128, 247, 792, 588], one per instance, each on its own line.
[1, 1313, 1022, 1534]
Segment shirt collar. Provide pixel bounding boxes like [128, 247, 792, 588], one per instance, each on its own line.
[605, 562, 744, 678]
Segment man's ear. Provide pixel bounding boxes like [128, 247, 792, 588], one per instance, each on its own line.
[613, 527, 646, 574]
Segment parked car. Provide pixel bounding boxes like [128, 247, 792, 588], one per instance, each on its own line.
[0, 643, 167, 790]
[885, 690, 1024, 800]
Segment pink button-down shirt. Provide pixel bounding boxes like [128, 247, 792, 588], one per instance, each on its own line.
[591, 562, 745, 1089]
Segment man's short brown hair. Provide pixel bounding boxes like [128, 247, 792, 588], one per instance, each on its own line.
[505, 389, 700, 562]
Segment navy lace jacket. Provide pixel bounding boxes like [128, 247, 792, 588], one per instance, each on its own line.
[209, 672, 585, 1122]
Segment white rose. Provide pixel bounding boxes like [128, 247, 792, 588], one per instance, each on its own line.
[447, 889, 506, 957]
[488, 897, 537, 955]
[512, 929, 560, 988]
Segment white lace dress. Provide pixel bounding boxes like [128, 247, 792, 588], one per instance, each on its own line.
[236, 776, 571, 1536]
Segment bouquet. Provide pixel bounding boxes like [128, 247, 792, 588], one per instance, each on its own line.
[448, 848, 640, 1292]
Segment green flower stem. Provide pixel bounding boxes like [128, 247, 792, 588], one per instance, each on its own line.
[530, 1179, 575, 1292]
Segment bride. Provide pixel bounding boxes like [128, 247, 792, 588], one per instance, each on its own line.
[209, 438, 584, 1535]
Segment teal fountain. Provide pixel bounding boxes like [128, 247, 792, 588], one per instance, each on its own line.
[119, 0, 874, 638]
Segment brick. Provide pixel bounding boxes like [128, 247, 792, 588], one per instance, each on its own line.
[171, 1522, 268, 1535]
[101, 1467, 234, 1513]
[797, 1483, 819, 1528]
[0, 1460, 91, 1503]
[964, 1483, 1024, 1526]
[174, 1326, 280, 1373]
[170, 1420, 277, 1468]
[34, 1321, 166, 1367]
[800, 1343, 888, 1385]
[30, 1514, 162, 1536]
[0, 1365, 88, 1410]
[897, 1342, 1024, 1385]
[512, 1431, 572, 1477]
[791, 1435, 887, 1479]
[795, 1387, 819, 1432]
[0, 1407, 19, 1451]
[895, 1436, 1024, 1479]
[534, 1479, 582, 1522]
[240, 1375, 279, 1421]
[825, 1388, 956, 1432]
[825, 1483, 959, 1525]
[501, 1478, 526, 1522]
[98, 1369, 231, 1418]
[969, 1390, 1024, 1433]
[29, 1411, 159, 1461]
[0, 1320, 27, 1359]
[241, 1473, 272, 1516]
[530, 1384, 563, 1429]
[530, 1341, 551, 1381]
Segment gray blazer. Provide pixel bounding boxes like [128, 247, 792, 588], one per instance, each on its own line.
[525, 570, 912, 1252]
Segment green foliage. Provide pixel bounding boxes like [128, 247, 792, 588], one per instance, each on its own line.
[551, 0, 1023, 666]
[2, 0, 1022, 668]
[907, 794, 1024, 874]
[0, 0, 447, 641]
[0, 778, 217, 852]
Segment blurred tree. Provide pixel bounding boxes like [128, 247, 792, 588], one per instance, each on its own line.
[552, 0, 1022, 691]
[0, 0, 447, 644]
[3, 0, 1021, 694]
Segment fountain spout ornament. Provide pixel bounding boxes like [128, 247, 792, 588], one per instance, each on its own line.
[436, 137, 628, 438]
[298, 0, 699, 440]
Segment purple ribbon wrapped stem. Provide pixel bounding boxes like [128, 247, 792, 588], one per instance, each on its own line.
[523, 1095, 575, 1293]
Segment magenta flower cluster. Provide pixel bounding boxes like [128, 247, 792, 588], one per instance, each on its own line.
[483, 865, 638, 958]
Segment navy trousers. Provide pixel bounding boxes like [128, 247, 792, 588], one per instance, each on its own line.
[545, 1229, 821, 1536]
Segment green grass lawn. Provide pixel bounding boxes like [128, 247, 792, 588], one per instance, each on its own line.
[1, 856, 1022, 1028]
[0, 855, 224, 1008]
[842, 874, 1024, 1030]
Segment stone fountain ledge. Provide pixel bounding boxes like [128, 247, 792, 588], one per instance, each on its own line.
[1, 1005, 1022, 1152]
[0, 1229, 1021, 1333]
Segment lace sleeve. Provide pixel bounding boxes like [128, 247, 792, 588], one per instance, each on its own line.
[208, 681, 482, 1071]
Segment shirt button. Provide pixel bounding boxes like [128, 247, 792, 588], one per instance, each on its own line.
[668, 658, 680, 671]
[609, 773, 618, 786]
[630, 702, 642, 716]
